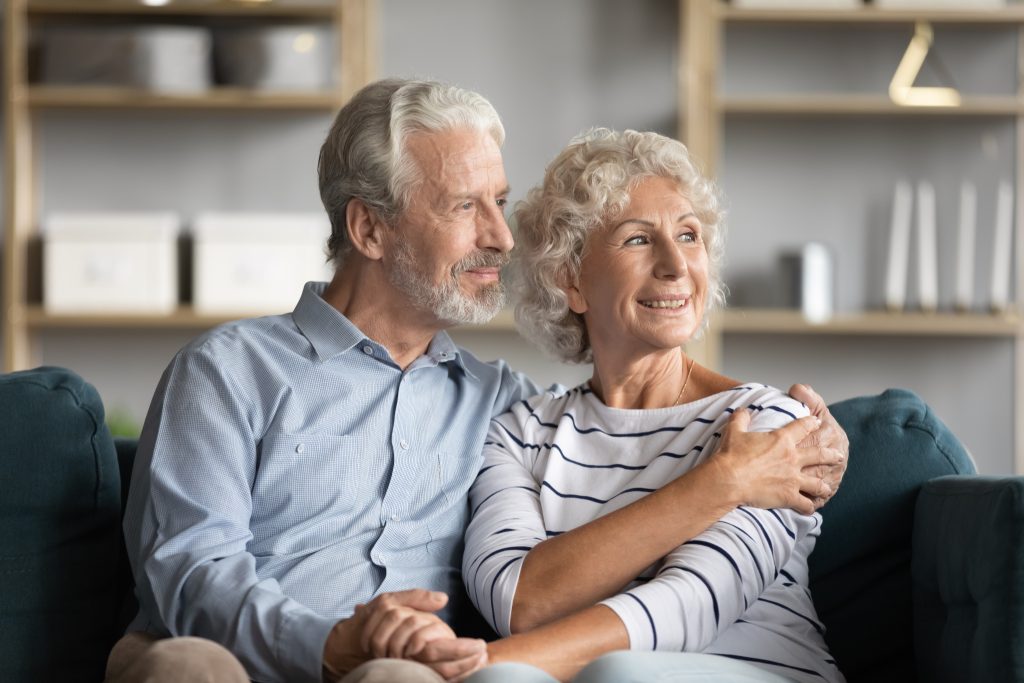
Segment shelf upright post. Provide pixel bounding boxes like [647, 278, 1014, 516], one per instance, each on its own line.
[1015, 25, 1024, 474]
[339, 0, 376, 105]
[4, 0, 37, 372]
[680, 0, 722, 370]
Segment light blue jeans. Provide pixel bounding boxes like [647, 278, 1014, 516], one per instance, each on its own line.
[464, 652, 797, 683]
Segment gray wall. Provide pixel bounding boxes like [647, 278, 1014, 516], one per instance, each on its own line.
[8, 0, 1018, 472]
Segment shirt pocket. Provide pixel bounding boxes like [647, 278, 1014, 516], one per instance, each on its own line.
[250, 431, 375, 552]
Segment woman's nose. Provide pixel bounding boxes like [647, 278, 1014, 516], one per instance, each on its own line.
[655, 242, 687, 279]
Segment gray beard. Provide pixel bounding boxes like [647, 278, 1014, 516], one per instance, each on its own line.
[389, 242, 507, 326]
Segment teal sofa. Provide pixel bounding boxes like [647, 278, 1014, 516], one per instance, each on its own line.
[1, 366, 1022, 682]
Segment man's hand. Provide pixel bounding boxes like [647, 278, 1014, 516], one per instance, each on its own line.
[713, 411, 836, 516]
[321, 589, 487, 682]
[789, 383, 850, 509]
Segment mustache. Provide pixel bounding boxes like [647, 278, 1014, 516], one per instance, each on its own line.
[453, 251, 510, 275]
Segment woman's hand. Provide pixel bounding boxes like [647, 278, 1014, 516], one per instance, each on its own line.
[712, 410, 841, 516]
[788, 383, 849, 509]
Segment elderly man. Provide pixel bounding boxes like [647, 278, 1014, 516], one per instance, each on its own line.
[107, 78, 847, 683]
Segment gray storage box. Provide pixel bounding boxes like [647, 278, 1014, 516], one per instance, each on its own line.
[214, 25, 334, 91]
[39, 26, 211, 93]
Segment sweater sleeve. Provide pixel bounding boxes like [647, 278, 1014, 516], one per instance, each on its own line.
[600, 392, 823, 652]
[462, 403, 547, 636]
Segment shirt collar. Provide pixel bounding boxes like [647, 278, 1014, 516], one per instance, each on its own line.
[291, 281, 475, 377]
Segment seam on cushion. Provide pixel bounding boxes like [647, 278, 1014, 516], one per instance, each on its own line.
[904, 418, 967, 474]
[5, 374, 107, 511]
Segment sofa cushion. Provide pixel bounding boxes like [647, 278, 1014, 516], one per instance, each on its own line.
[812, 388, 975, 682]
[0, 366, 122, 683]
[913, 475, 1024, 682]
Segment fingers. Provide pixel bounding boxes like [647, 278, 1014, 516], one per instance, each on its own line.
[403, 621, 456, 658]
[415, 638, 488, 681]
[776, 414, 822, 444]
[359, 590, 451, 657]
[445, 651, 490, 683]
[788, 383, 826, 416]
[724, 406, 753, 435]
[799, 472, 832, 500]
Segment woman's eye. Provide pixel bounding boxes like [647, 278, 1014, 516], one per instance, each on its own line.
[625, 235, 648, 246]
[679, 232, 697, 243]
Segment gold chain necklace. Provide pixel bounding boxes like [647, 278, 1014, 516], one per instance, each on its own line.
[673, 356, 696, 406]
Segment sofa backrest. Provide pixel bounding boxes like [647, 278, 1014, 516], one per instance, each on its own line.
[0, 366, 126, 682]
[812, 388, 976, 683]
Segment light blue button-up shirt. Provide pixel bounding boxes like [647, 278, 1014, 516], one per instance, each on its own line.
[123, 282, 539, 683]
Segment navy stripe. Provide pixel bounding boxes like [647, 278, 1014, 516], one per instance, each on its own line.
[520, 400, 714, 437]
[624, 593, 658, 649]
[489, 556, 524, 629]
[494, 421, 697, 470]
[541, 480, 655, 504]
[780, 568, 797, 583]
[767, 509, 796, 539]
[747, 402, 800, 421]
[477, 464, 498, 475]
[759, 597, 825, 635]
[660, 564, 719, 626]
[685, 539, 742, 579]
[472, 485, 538, 517]
[713, 653, 826, 679]
[544, 529, 564, 537]
[738, 507, 775, 556]
[719, 520, 766, 582]
[467, 544, 531, 608]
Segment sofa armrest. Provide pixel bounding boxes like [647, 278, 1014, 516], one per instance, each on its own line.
[912, 475, 1024, 682]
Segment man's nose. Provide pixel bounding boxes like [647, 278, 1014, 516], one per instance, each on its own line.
[478, 203, 515, 253]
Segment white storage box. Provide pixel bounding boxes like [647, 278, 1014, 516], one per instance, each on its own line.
[214, 25, 334, 91]
[43, 213, 180, 314]
[39, 26, 211, 94]
[192, 213, 333, 315]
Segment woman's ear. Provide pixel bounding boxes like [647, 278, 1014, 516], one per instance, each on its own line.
[345, 198, 388, 260]
[561, 269, 588, 314]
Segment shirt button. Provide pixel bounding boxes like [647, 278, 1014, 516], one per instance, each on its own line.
[390, 514, 400, 522]
[439, 351, 449, 359]
[295, 443, 305, 454]
[399, 439, 409, 450]
[375, 553, 385, 564]
[362, 345, 373, 355]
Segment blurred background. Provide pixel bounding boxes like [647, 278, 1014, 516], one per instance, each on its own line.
[1, 0, 1021, 473]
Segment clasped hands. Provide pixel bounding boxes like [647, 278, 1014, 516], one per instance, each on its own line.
[323, 589, 487, 682]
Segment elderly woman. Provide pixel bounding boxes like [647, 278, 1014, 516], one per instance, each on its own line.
[461, 129, 844, 683]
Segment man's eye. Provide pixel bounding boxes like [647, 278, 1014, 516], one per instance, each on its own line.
[496, 198, 508, 208]
[460, 202, 473, 211]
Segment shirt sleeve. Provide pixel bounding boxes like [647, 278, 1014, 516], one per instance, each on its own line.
[462, 405, 546, 636]
[600, 393, 822, 652]
[125, 345, 337, 683]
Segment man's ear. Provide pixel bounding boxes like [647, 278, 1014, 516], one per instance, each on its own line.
[345, 198, 388, 260]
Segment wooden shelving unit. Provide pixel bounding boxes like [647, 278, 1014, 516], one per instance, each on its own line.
[1, 0, 375, 370]
[679, 0, 1024, 471]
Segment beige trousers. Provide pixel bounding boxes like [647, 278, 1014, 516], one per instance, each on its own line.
[106, 632, 444, 683]
[105, 632, 249, 683]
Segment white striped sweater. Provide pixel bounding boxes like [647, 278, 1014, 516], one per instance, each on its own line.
[463, 383, 845, 683]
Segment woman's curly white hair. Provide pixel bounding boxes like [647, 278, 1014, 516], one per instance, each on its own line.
[510, 128, 727, 364]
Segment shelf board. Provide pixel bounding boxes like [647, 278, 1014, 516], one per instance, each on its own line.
[719, 4, 1024, 24]
[25, 306, 258, 329]
[720, 308, 1022, 337]
[719, 94, 1024, 116]
[27, 0, 336, 18]
[24, 86, 342, 110]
